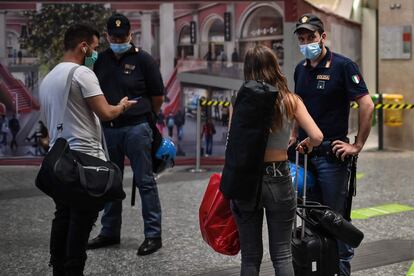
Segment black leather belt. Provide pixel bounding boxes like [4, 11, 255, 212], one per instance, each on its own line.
[312, 140, 333, 157]
[312, 137, 349, 157]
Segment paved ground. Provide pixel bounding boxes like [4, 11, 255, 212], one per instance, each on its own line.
[0, 144, 414, 275]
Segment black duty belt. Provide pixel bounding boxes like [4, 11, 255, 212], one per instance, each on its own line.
[311, 137, 350, 157]
[102, 114, 149, 128]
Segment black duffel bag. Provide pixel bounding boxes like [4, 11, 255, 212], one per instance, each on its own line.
[220, 80, 278, 200]
[35, 137, 125, 210]
[297, 202, 364, 248]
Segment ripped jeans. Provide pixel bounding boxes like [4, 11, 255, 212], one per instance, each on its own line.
[231, 161, 296, 276]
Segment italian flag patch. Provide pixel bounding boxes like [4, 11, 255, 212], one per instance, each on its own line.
[352, 75, 360, 84]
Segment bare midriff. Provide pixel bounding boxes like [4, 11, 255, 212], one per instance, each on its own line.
[264, 149, 288, 162]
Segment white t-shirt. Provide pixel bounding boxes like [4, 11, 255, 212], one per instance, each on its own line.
[39, 62, 106, 160]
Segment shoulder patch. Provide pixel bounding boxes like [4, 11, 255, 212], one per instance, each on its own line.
[351, 75, 360, 84]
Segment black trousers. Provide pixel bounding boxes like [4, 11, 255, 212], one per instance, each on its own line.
[50, 199, 98, 276]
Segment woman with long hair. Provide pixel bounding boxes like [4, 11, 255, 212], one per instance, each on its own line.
[231, 44, 323, 275]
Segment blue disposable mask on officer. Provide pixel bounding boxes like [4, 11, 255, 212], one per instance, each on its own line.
[299, 41, 322, 60]
[83, 46, 98, 68]
[110, 42, 132, 54]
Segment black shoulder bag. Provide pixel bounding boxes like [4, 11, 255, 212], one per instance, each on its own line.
[35, 65, 125, 210]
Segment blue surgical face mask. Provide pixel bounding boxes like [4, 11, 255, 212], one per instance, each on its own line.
[110, 42, 132, 54]
[83, 46, 98, 68]
[299, 41, 322, 60]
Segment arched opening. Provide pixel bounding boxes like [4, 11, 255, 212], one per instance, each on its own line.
[6, 31, 19, 58]
[177, 25, 194, 59]
[201, 15, 224, 60]
[207, 19, 224, 60]
[239, 5, 284, 65]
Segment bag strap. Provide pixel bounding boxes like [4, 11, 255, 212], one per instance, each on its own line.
[56, 65, 80, 136]
[59, 65, 111, 161]
[101, 130, 110, 160]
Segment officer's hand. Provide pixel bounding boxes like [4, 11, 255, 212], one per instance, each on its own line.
[296, 137, 313, 154]
[119, 96, 137, 112]
[331, 140, 361, 161]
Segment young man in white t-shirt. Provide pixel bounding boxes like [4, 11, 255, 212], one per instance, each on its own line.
[39, 24, 136, 276]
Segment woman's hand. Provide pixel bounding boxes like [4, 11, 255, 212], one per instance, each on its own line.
[288, 136, 297, 148]
[296, 137, 313, 154]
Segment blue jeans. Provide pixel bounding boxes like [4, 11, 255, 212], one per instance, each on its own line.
[231, 161, 296, 276]
[205, 136, 213, 155]
[100, 122, 162, 239]
[309, 156, 353, 276]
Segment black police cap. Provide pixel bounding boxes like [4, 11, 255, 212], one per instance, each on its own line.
[107, 13, 131, 37]
[294, 14, 324, 34]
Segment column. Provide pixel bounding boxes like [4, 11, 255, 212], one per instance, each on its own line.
[0, 12, 7, 64]
[361, 7, 377, 94]
[225, 4, 236, 62]
[283, 22, 301, 90]
[159, 3, 175, 81]
[192, 13, 199, 59]
[141, 13, 152, 54]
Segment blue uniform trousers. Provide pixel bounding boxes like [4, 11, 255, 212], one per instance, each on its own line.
[100, 122, 162, 239]
[309, 156, 353, 276]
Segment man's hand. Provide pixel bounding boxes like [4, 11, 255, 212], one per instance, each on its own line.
[331, 140, 362, 161]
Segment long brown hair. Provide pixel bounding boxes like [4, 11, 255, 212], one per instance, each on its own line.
[244, 44, 297, 131]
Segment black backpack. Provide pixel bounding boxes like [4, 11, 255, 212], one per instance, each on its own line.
[220, 80, 278, 200]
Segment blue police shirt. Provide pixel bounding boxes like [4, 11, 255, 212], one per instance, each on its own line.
[94, 45, 164, 127]
[294, 47, 368, 141]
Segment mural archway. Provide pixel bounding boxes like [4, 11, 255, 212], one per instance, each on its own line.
[237, 3, 284, 65]
[177, 24, 193, 59]
[201, 14, 224, 60]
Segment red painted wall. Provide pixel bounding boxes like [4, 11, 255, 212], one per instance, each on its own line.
[198, 4, 226, 33]
[175, 14, 193, 34]
[0, 3, 36, 10]
[235, 2, 251, 28]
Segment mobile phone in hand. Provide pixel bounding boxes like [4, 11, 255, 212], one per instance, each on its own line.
[130, 96, 142, 101]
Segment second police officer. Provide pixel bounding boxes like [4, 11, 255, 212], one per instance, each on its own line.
[292, 14, 374, 276]
[87, 13, 165, 256]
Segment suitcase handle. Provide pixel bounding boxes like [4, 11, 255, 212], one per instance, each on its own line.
[292, 145, 309, 240]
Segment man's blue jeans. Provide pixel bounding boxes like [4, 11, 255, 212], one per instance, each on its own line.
[100, 122, 162, 239]
[309, 156, 353, 276]
[205, 136, 213, 155]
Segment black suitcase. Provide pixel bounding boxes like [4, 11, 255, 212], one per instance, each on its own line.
[291, 151, 340, 276]
[292, 226, 339, 276]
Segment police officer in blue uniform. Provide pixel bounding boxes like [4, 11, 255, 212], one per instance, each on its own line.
[291, 14, 374, 276]
[87, 14, 164, 256]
